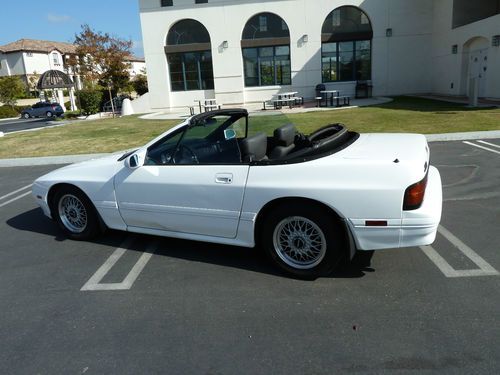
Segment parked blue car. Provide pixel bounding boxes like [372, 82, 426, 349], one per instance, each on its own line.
[21, 102, 64, 119]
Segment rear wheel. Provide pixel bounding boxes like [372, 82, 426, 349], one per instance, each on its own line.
[52, 186, 102, 240]
[261, 204, 345, 279]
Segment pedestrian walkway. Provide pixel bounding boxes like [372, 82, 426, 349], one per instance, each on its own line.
[140, 97, 394, 120]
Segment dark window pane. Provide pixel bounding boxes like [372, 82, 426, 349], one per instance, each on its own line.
[260, 59, 274, 86]
[161, 0, 173, 6]
[355, 40, 371, 80]
[243, 48, 258, 86]
[259, 47, 273, 57]
[338, 42, 354, 81]
[322, 6, 373, 40]
[242, 12, 290, 40]
[275, 45, 289, 56]
[168, 51, 214, 91]
[167, 19, 211, 45]
[200, 51, 214, 90]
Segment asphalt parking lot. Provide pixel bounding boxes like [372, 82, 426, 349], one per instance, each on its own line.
[0, 139, 499, 374]
[0, 117, 57, 134]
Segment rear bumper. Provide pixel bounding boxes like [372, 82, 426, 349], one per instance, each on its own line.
[349, 166, 442, 250]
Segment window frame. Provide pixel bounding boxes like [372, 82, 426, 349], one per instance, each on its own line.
[321, 40, 372, 83]
[242, 45, 291, 87]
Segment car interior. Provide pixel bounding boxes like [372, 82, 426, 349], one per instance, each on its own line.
[144, 110, 358, 166]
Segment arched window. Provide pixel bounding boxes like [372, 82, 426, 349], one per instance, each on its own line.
[321, 6, 373, 82]
[241, 13, 291, 87]
[165, 19, 214, 91]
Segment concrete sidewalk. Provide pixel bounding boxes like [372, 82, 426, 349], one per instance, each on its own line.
[1, 130, 499, 168]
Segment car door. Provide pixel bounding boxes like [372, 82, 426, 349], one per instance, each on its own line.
[114, 116, 249, 239]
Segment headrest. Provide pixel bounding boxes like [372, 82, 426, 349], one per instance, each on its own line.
[274, 123, 297, 147]
[240, 132, 267, 162]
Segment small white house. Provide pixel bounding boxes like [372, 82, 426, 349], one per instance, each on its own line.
[138, 0, 500, 111]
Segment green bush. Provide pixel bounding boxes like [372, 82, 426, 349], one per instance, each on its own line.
[132, 75, 148, 96]
[0, 105, 19, 119]
[78, 90, 103, 115]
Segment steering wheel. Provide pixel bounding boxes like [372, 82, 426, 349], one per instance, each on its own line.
[174, 144, 199, 164]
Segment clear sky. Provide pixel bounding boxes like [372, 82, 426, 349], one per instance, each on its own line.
[0, 0, 144, 57]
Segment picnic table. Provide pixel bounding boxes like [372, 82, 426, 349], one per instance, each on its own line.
[263, 92, 304, 110]
[318, 90, 351, 107]
[193, 99, 221, 113]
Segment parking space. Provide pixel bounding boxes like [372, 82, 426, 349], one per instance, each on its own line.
[0, 139, 499, 374]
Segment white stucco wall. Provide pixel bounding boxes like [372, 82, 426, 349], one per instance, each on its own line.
[0, 52, 26, 76]
[139, 0, 499, 110]
[22, 50, 65, 75]
[431, 0, 500, 99]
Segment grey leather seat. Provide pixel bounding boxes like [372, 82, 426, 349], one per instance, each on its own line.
[240, 132, 268, 162]
[269, 123, 297, 159]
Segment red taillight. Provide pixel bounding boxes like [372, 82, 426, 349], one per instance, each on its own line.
[403, 174, 428, 210]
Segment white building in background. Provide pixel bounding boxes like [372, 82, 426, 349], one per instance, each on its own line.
[138, 0, 500, 111]
[0, 38, 147, 90]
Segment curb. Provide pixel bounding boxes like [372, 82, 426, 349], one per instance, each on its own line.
[0, 130, 499, 168]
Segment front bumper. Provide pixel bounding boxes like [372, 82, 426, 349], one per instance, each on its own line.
[32, 182, 52, 219]
[349, 166, 442, 250]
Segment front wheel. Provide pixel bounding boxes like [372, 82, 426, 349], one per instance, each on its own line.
[22, 113, 30, 119]
[261, 205, 345, 279]
[53, 186, 102, 240]
[46, 111, 53, 118]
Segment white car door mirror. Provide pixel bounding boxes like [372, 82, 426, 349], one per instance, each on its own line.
[126, 154, 140, 169]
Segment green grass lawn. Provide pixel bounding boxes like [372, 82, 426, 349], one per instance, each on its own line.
[1, 96, 499, 158]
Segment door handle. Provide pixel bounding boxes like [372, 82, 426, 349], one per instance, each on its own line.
[215, 173, 233, 184]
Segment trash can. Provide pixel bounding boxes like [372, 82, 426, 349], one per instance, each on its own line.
[315, 84, 326, 99]
[355, 80, 373, 99]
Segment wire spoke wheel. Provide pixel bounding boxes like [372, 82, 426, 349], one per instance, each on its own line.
[272, 216, 327, 270]
[58, 194, 88, 233]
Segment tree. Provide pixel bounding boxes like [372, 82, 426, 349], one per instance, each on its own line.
[69, 24, 133, 92]
[132, 74, 148, 96]
[0, 76, 25, 107]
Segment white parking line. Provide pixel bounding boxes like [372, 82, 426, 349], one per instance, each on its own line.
[477, 140, 500, 149]
[420, 225, 499, 278]
[463, 141, 500, 155]
[0, 184, 32, 201]
[81, 238, 156, 291]
[0, 191, 32, 208]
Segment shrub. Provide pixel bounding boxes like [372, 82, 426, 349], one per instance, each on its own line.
[78, 90, 103, 115]
[132, 75, 148, 96]
[0, 105, 19, 119]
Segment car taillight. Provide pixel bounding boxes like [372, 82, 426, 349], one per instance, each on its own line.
[403, 174, 428, 210]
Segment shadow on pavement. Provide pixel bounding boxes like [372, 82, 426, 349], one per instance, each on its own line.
[7, 208, 374, 280]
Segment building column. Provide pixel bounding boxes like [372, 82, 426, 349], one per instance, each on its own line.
[69, 87, 78, 111]
[57, 89, 66, 112]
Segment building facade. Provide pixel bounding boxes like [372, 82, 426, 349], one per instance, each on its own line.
[0, 39, 146, 91]
[138, 0, 500, 111]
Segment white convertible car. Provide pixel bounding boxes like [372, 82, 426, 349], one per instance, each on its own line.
[33, 109, 442, 278]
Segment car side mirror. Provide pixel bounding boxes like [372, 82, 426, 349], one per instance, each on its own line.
[126, 154, 140, 169]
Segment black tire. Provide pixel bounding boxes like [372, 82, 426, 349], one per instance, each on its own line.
[261, 204, 345, 279]
[52, 186, 102, 240]
[46, 111, 53, 118]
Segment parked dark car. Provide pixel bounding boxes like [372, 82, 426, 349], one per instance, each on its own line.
[21, 102, 64, 119]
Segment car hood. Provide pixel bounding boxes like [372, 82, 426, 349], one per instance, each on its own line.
[35, 152, 125, 187]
